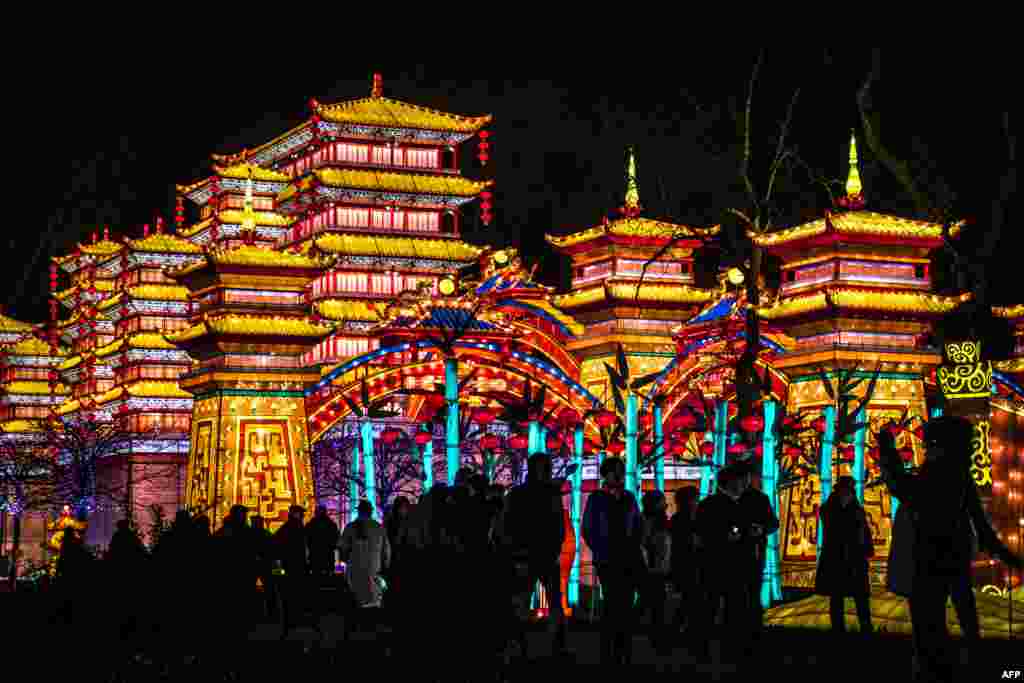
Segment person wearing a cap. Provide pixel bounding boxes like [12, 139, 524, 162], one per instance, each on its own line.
[736, 460, 779, 643]
[814, 475, 874, 635]
[879, 415, 1022, 678]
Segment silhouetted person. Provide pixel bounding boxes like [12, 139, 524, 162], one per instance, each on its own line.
[670, 487, 702, 640]
[736, 461, 779, 646]
[273, 505, 310, 641]
[340, 499, 390, 650]
[107, 519, 148, 660]
[582, 457, 643, 664]
[215, 505, 258, 674]
[879, 416, 1022, 681]
[55, 526, 91, 628]
[251, 515, 275, 618]
[639, 490, 672, 655]
[307, 505, 340, 580]
[695, 466, 755, 661]
[152, 510, 194, 667]
[815, 476, 874, 635]
[499, 454, 568, 660]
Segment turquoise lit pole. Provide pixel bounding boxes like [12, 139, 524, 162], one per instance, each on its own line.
[760, 400, 782, 609]
[699, 429, 714, 500]
[853, 407, 867, 505]
[626, 394, 639, 501]
[569, 424, 584, 607]
[445, 357, 459, 486]
[817, 405, 836, 560]
[930, 407, 943, 418]
[350, 435, 361, 525]
[421, 439, 434, 494]
[712, 400, 729, 495]
[654, 405, 665, 494]
[361, 421, 376, 519]
[528, 421, 543, 455]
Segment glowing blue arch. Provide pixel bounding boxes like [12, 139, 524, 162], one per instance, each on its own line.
[307, 339, 602, 408]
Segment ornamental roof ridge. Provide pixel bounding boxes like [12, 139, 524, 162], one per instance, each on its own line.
[1, 335, 62, 356]
[314, 299, 382, 322]
[994, 304, 1024, 319]
[756, 287, 972, 319]
[215, 209, 294, 227]
[166, 312, 336, 343]
[0, 312, 34, 333]
[315, 95, 492, 133]
[77, 238, 125, 256]
[312, 233, 483, 262]
[211, 163, 291, 183]
[125, 232, 204, 254]
[207, 244, 336, 270]
[749, 210, 965, 248]
[2, 380, 69, 395]
[545, 217, 720, 249]
[310, 167, 491, 197]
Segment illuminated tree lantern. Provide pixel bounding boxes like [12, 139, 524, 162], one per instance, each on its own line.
[595, 410, 618, 428]
[606, 440, 625, 455]
[727, 442, 746, 456]
[414, 431, 433, 446]
[700, 441, 716, 458]
[508, 434, 529, 450]
[740, 413, 765, 432]
[480, 433, 501, 451]
[898, 447, 915, 463]
[380, 427, 403, 446]
[811, 415, 827, 433]
[640, 442, 654, 456]
[545, 433, 563, 451]
[471, 407, 497, 425]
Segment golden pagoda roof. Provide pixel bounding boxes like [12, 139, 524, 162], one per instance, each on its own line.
[58, 353, 86, 371]
[2, 336, 63, 357]
[0, 419, 42, 433]
[210, 244, 335, 269]
[756, 288, 972, 319]
[0, 312, 34, 333]
[216, 209, 294, 227]
[994, 358, 1024, 373]
[166, 314, 335, 343]
[315, 95, 491, 133]
[2, 381, 68, 395]
[750, 211, 963, 248]
[994, 304, 1024, 319]
[552, 281, 716, 309]
[54, 279, 116, 302]
[312, 233, 483, 262]
[93, 332, 180, 359]
[94, 381, 193, 404]
[177, 216, 213, 238]
[55, 398, 80, 416]
[546, 217, 719, 249]
[314, 299, 382, 322]
[78, 238, 124, 257]
[211, 163, 291, 183]
[125, 232, 203, 254]
[309, 168, 490, 197]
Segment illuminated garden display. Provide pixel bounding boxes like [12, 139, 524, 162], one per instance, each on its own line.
[1, 75, 1022, 610]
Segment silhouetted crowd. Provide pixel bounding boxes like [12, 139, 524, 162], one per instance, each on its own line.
[43, 414, 1022, 682]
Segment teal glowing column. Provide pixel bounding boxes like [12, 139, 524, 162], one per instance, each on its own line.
[760, 400, 782, 609]
[421, 440, 434, 494]
[445, 357, 459, 486]
[712, 400, 729, 495]
[350, 438, 361, 525]
[699, 430, 714, 500]
[930, 407, 943, 418]
[817, 405, 836, 560]
[654, 405, 665, 494]
[361, 421, 376, 519]
[626, 393, 639, 501]
[528, 421, 543, 455]
[853, 407, 867, 505]
[568, 424, 584, 607]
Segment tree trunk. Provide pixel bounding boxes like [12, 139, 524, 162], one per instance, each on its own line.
[737, 246, 765, 432]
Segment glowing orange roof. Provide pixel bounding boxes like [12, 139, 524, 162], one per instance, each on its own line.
[546, 217, 718, 250]
[125, 232, 203, 254]
[750, 211, 963, 249]
[756, 288, 971, 319]
[0, 312, 33, 334]
[315, 96, 491, 133]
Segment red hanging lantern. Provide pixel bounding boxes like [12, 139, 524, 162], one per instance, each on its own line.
[885, 422, 904, 436]
[471, 407, 497, 425]
[640, 413, 653, 429]
[727, 442, 746, 455]
[811, 416, 827, 434]
[508, 434, 529, 450]
[700, 441, 715, 458]
[912, 425, 926, 441]
[380, 427, 403, 445]
[739, 414, 765, 433]
[558, 408, 579, 429]
[784, 445, 804, 458]
[414, 431, 433, 446]
[583, 438, 599, 454]
[671, 441, 687, 456]
[868, 446, 881, 462]
[595, 410, 618, 428]
[175, 196, 185, 229]
[640, 442, 654, 456]
[480, 433, 501, 451]
[898, 447, 915, 463]
[478, 130, 490, 166]
[606, 440, 625, 455]
[545, 433, 563, 451]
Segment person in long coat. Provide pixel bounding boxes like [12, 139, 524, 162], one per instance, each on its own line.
[814, 476, 873, 634]
[879, 416, 1022, 680]
[339, 499, 391, 609]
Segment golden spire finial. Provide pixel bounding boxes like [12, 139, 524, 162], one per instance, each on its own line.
[372, 73, 383, 98]
[845, 130, 863, 199]
[624, 146, 640, 210]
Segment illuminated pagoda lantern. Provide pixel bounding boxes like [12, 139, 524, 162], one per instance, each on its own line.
[548, 148, 719, 408]
[752, 132, 973, 589]
[1, 331, 69, 435]
[166, 244, 337, 531]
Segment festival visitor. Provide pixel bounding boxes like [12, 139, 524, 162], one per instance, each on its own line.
[582, 456, 644, 665]
[639, 489, 672, 655]
[306, 504, 341, 579]
[250, 515, 275, 618]
[274, 504, 311, 641]
[670, 486, 702, 641]
[106, 518, 149, 660]
[499, 454, 569, 660]
[814, 475, 874, 635]
[216, 505, 260, 671]
[694, 466, 755, 660]
[736, 460, 780, 641]
[54, 524, 92, 628]
[339, 499, 391, 642]
[879, 415, 1022, 681]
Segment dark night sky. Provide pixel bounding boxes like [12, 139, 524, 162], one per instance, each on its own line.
[6, 49, 1017, 325]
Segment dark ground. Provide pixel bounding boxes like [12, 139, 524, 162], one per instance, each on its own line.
[3, 586, 1022, 682]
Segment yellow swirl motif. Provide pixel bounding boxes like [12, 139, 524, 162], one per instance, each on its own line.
[937, 361, 992, 399]
[945, 341, 980, 364]
[970, 421, 992, 487]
